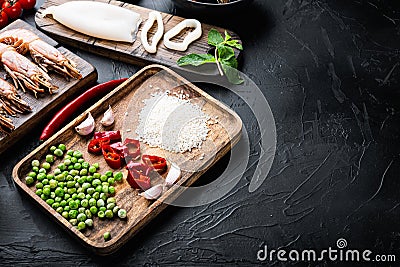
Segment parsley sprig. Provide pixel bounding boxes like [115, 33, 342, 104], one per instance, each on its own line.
[177, 29, 244, 84]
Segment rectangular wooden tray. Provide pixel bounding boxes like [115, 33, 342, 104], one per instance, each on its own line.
[12, 65, 242, 255]
[0, 19, 97, 155]
[35, 0, 242, 67]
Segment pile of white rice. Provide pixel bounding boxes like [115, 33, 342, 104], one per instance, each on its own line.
[136, 92, 210, 153]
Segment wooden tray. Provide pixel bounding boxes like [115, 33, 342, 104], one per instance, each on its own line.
[34, 0, 242, 67]
[12, 65, 242, 255]
[0, 20, 97, 155]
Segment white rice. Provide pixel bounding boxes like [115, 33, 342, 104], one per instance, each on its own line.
[136, 92, 210, 153]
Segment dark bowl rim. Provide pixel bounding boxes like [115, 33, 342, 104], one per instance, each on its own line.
[184, 0, 248, 7]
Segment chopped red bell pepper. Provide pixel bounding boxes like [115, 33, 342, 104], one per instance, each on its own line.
[88, 137, 110, 155]
[94, 131, 122, 143]
[123, 138, 140, 160]
[110, 142, 128, 158]
[102, 144, 121, 169]
[126, 169, 151, 190]
[126, 161, 153, 176]
[142, 155, 167, 173]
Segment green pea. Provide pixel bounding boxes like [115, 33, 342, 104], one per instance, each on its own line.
[112, 206, 120, 214]
[102, 185, 109, 194]
[64, 159, 71, 166]
[82, 182, 91, 192]
[107, 197, 116, 204]
[67, 150, 74, 156]
[68, 210, 78, 219]
[42, 179, 49, 185]
[85, 218, 93, 227]
[77, 176, 86, 184]
[78, 207, 85, 214]
[69, 200, 79, 210]
[99, 207, 106, 212]
[64, 193, 71, 200]
[93, 173, 101, 179]
[68, 165, 74, 170]
[92, 192, 100, 200]
[106, 203, 115, 210]
[81, 199, 89, 208]
[49, 179, 58, 189]
[50, 192, 56, 199]
[58, 163, 66, 171]
[67, 181, 75, 188]
[42, 162, 51, 170]
[31, 159, 40, 167]
[67, 188, 76, 194]
[43, 187, 51, 196]
[118, 209, 127, 219]
[108, 186, 115, 195]
[51, 202, 60, 209]
[86, 176, 94, 183]
[107, 178, 115, 185]
[49, 146, 57, 153]
[77, 192, 85, 200]
[36, 189, 43, 196]
[103, 231, 111, 241]
[77, 222, 86, 231]
[74, 163, 82, 170]
[77, 213, 86, 222]
[79, 169, 88, 176]
[55, 187, 64, 197]
[105, 210, 113, 219]
[92, 179, 101, 187]
[78, 158, 84, 164]
[93, 163, 100, 169]
[64, 206, 70, 212]
[54, 196, 62, 203]
[89, 198, 97, 207]
[87, 187, 95, 195]
[55, 174, 65, 182]
[62, 211, 69, 219]
[54, 149, 63, 157]
[102, 182, 109, 187]
[97, 199, 105, 207]
[32, 166, 39, 173]
[37, 173, 46, 181]
[60, 200, 67, 207]
[69, 219, 78, 226]
[58, 144, 66, 151]
[88, 166, 96, 174]
[38, 168, 47, 174]
[64, 155, 71, 159]
[73, 151, 82, 158]
[95, 185, 102, 193]
[70, 157, 78, 164]
[46, 154, 54, 163]
[113, 171, 123, 182]
[35, 182, 43, 189]
[85, 194, 91, 200]
[100, 193, 107, 201]
[66, 175, 74, 181]
[41, 194, 48, 200]
[97, 210, 105, 219]
[28, 172, 37, 178]
[85, 209, 92, 218]
[77, 187, 84, 194]
[89, 206, 98, 215]
[100, 175, 108, 182]
[46, 198, 54, 206]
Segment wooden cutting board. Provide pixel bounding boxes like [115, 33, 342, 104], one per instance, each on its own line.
[0, 20, 97, 155]
[35, 0, 242, 67]
[12, 65, 242, 255]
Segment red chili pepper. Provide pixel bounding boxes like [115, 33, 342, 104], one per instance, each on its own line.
[40, 78, 128, 141]
[102, 144, 121, 169]
[126, 161, 153, 176]
[123, 138, 140, 160]
[126, 169, 151, 190]
[142, 155, 167, 173]
[88, 137, 110, 155]
[110, 142, 127, 158]
[94, 131, 122, 143]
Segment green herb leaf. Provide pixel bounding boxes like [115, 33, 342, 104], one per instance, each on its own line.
[177, 54, 216, 67]
[217, 45, 235, 62]
[208, 29, 224, 46]
[226, 40, 243, 50]
[224, 30, 232, 42]
[221, 63, 244, 85]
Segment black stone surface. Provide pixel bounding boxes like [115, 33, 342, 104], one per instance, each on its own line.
[1, 0, 400, 266]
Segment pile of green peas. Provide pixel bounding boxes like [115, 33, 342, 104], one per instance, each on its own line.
[27, 144, 127, 233]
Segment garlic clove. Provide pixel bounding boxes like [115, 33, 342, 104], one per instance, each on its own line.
[139, 184, 163, 200]
[165, 163, 181, 187]
[100, 105, 115, 126]
[75, 112, 95, 136]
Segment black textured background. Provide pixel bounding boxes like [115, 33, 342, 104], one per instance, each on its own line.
[1, 0, 400, 266]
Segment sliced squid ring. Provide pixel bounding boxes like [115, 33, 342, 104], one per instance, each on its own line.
[140, 11, 164, 54]
[163, 19, 202, 52]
